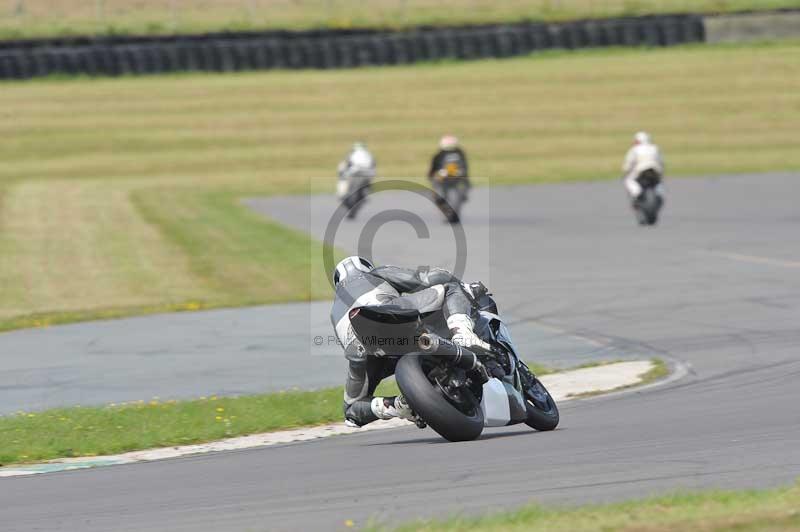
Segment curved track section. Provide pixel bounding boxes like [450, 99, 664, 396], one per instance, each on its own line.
[2, 173, 800, 531]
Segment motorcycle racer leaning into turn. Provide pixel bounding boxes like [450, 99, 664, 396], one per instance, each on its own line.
[330, 256, 489, 427]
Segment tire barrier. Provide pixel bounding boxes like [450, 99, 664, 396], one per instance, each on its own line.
[0, 15, 705, 80]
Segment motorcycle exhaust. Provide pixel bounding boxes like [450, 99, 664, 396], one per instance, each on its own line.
[418, 333, 481, 371]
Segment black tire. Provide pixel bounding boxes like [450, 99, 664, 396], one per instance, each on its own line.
[634, 205, 648, 225]
[395, 355, 484, 442]
[435, 195, 458, 224]
[343, 189, 364, 219]
[445, 186, 461, 224]
[523, 378, 559, 431]
[343, 196, 356, 219]
[642, 189, 660, 225]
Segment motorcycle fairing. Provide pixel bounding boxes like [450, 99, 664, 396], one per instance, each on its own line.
[480, 378, 527, 426]
[475, 311, 528, 425]
[474, 311, 519, 363]
[481, 379, 511, 426]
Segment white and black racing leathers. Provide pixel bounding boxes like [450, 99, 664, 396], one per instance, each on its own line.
[622, 142, 664, 198]
[330, 265, 472, 427]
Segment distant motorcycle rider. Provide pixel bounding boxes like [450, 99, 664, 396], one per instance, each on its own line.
[330, 256, 489, 427]
[337, 142, 376, 200]
[428, 135, 469, 188]
[622, 131, 664, 202]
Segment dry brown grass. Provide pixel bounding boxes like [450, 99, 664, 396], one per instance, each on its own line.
[0, 180, 209, 319]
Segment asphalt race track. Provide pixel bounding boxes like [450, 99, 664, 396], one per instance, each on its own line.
[2, 173, 800, 531]
[0, 302, 604, 414]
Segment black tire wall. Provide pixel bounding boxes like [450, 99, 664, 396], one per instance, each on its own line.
[0, 15, 704, 80]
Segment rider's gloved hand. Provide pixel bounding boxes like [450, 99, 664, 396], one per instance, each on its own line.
[460, 281, 488, 301]
[447, 314, 491, 352]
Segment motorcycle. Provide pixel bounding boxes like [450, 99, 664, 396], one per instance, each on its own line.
[348, 282, 559, 442]
[337, 172, 372, 220]
[431, 168, 469, 224]
[631, 169, 664, 226]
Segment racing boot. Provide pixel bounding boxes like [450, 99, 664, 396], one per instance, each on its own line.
[447, 313, 491, 352]
[370, 395, 415, 421]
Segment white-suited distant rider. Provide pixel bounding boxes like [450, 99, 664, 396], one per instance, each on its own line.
[336, 142, 376, 219]
[622, 131, 664, 201]
[337, 142, 375, 195]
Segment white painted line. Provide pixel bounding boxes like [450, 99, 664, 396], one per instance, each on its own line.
[702, 250, 800, 269]
[0, 360, 655, 478]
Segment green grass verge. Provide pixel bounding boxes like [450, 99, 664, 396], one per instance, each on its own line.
[2, 0, 799, 39]
[379, 481, 800, 532]
[0, 358, 646, 466]
[1, 42, 798, 332]
[0, 381, 395, 466]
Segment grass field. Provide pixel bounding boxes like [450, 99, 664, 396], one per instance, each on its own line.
[2, 0, 800, 39]
[1, 42, 799, 330]
[384, 482, 800, 531]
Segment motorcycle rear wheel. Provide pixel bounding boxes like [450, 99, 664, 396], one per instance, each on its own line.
[639, 189, 661, 225]
[396, 355, 484, 442]
[444, 187, 461, 224]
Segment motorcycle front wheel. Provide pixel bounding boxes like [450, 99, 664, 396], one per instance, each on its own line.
[523, 378, 560, 431]
[395, 355, 484, 442]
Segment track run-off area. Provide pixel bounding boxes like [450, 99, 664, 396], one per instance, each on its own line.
[1, 172, 799, 531]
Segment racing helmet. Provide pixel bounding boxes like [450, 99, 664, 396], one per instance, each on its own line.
[349, 148, 373, 169]
[333, 256, 374, 286]
[439, 135, 459, 150]
[634, 131, 651, 144]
